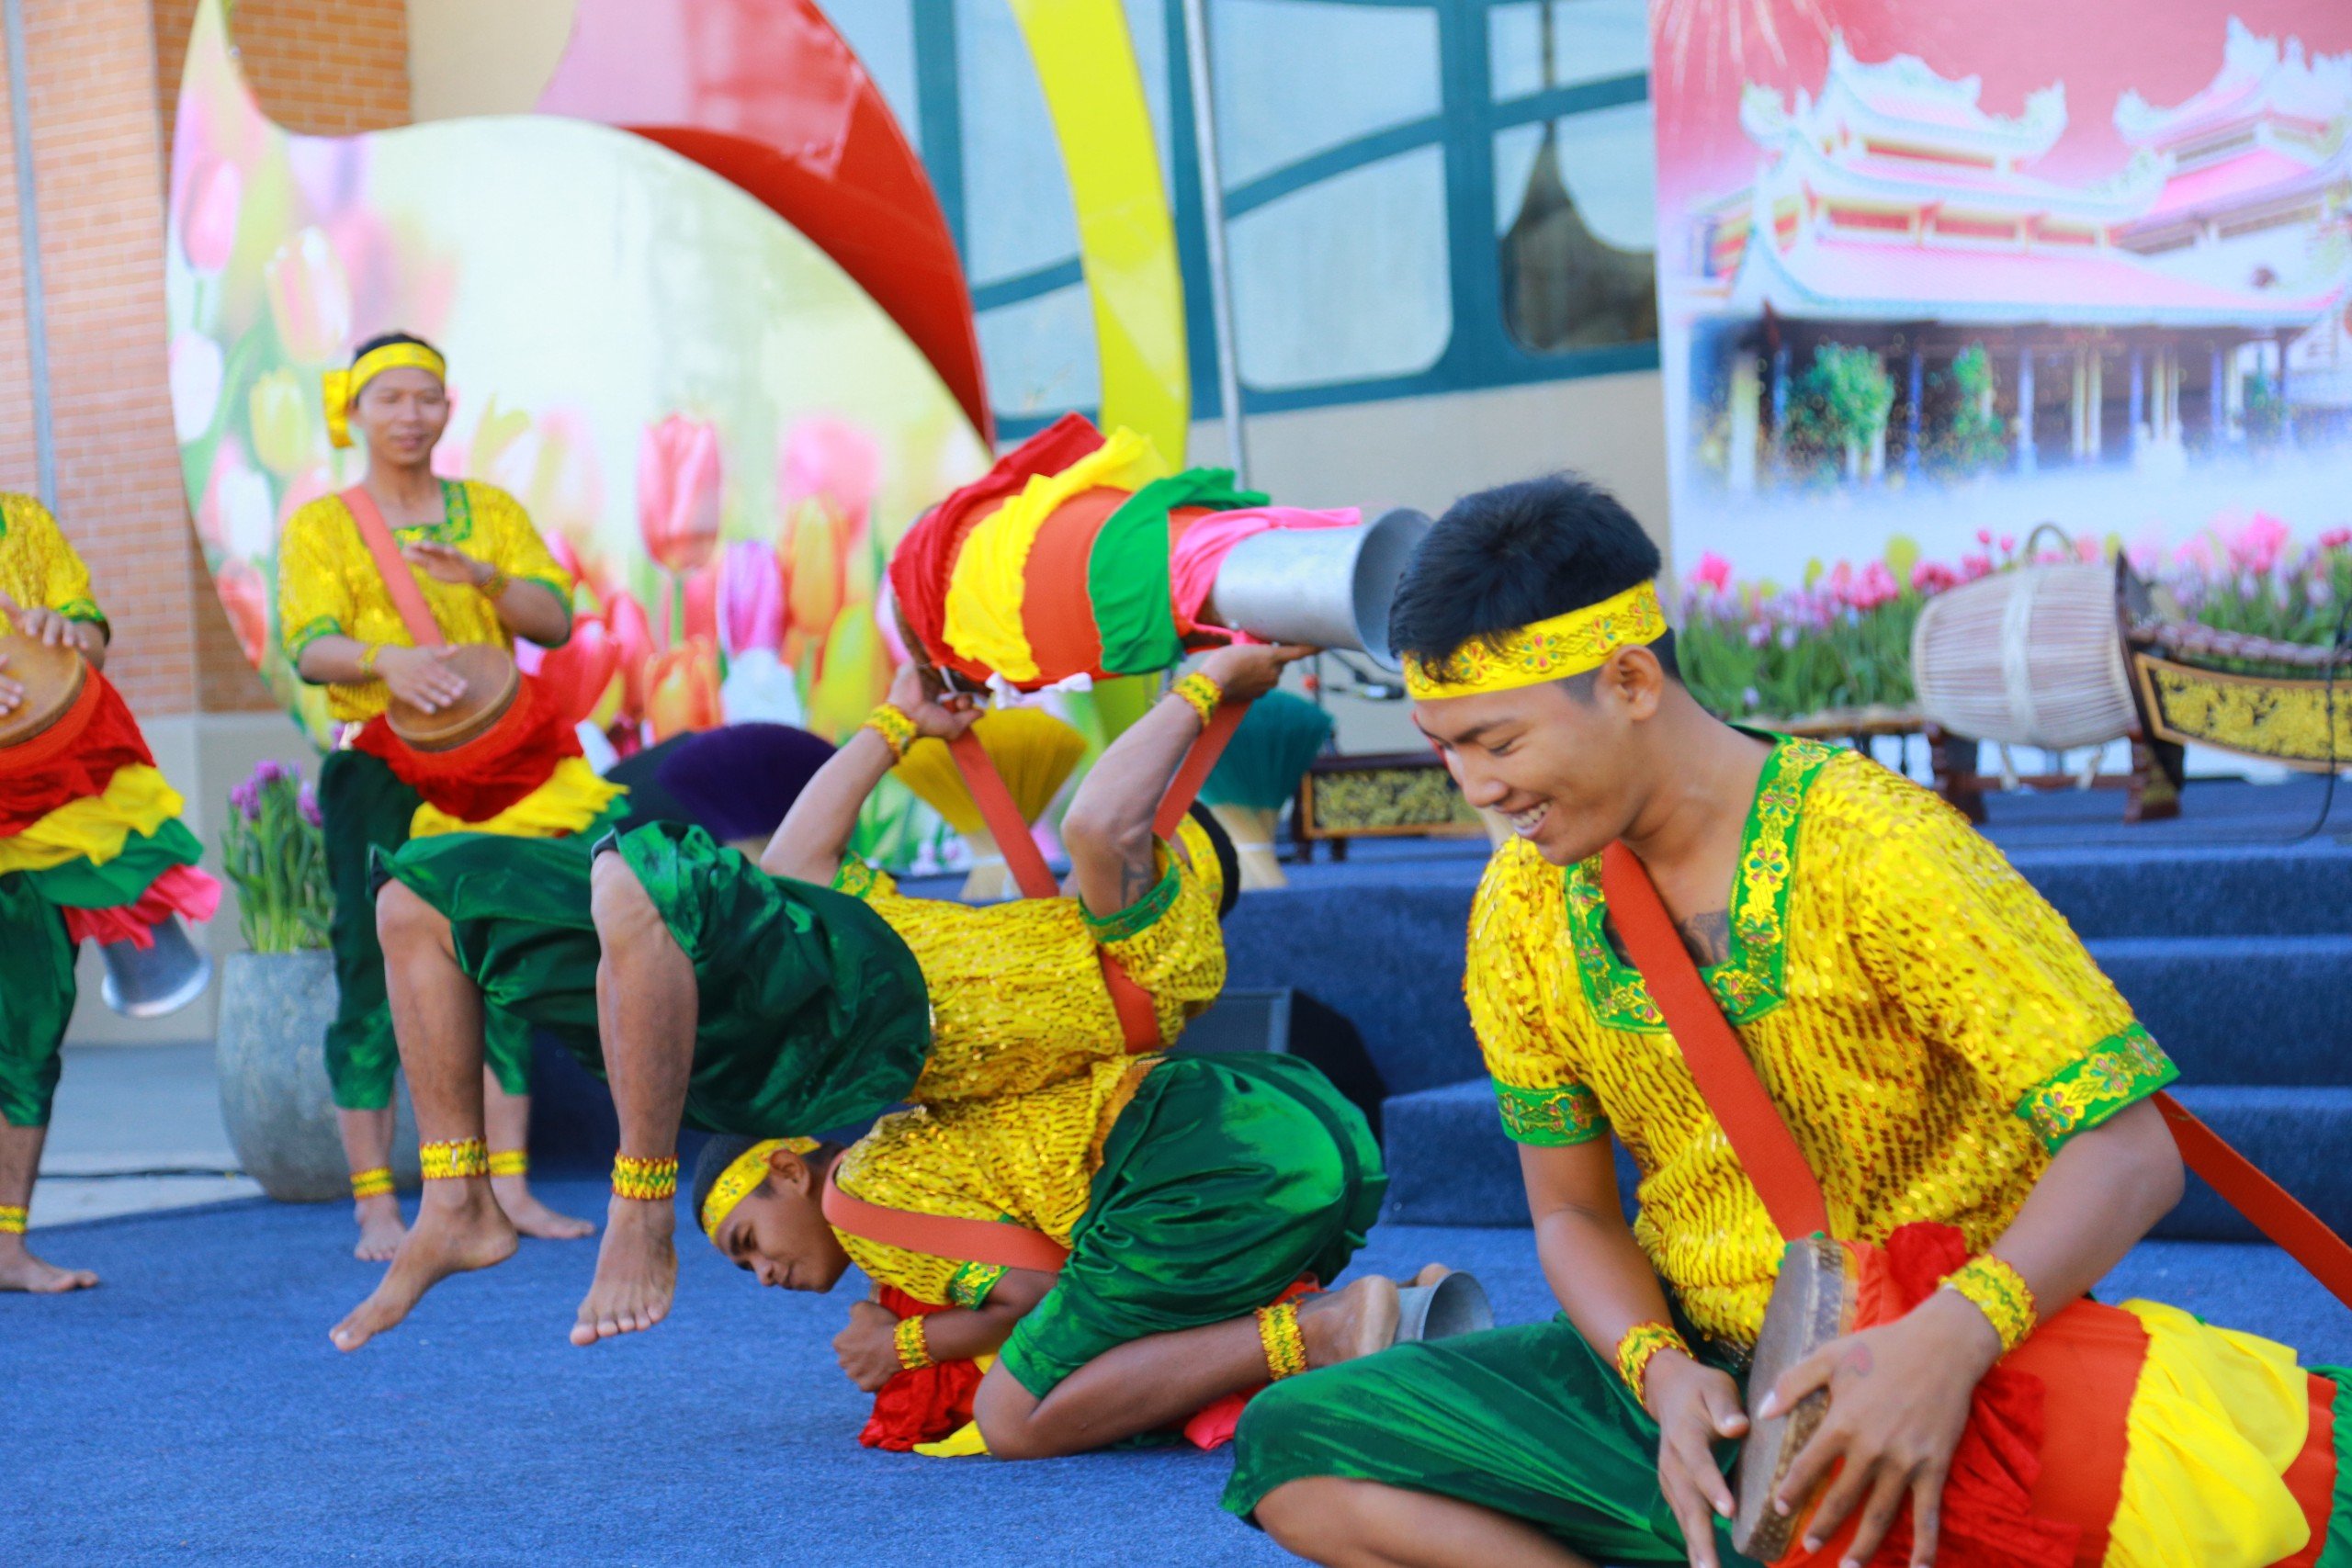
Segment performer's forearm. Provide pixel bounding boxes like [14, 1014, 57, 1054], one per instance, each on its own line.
[71, 620, 107, 670]
[1984, 1096, 2183, 1325]
[916, 1299, 1030, 1363]
[1063, 692, 1201, 914]
[492, 580, 571, 645]
[762, 728, 897, 883]
[1536, 1206, 1682, 1360]
[297, 634, 380, 686]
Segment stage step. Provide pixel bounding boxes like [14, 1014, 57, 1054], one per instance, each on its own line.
[2088, 935, 2352, 1085]
[1379, 1079, 2352, 1243]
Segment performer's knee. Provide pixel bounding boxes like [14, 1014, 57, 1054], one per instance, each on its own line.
[374, 879, 445, 957]
[969, 1364, 1053, 1461]
[587, 849, 658, 942]
[1253, 1477, 1371, 1562]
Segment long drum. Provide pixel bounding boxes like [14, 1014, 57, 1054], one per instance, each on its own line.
[0, 631, 88, 750]
[1205, 508, 1432, 669]
[1910, 561, 2134, 750]
[384, 642, 520, 752]
[1733, 1235, 1860, 1560]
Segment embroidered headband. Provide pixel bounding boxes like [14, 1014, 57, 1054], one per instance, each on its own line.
[322, 342, 447, 449]
[1400, 581, 1669, 701]
[700, 1136, 820, 1241]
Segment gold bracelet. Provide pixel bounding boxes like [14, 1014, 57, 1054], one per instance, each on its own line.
[0, 1204, 26, 1235]
[357, 642, 382, 677]
[611, 1153, 679, 1202]
[1170, 671, 1224, 729]
[349, 1167, 396, 1200]
[488, 1149, 527, 1179]
[1256, 1301, 1309, 1381]
[1940, 1255, 2038, 1355]
[418, 1138, 489, 1180]
[863, 703, 918, 761]
[1614, 1321, 1690, 1404]
[479, 568, 512, 600]
[894, 1313, 933, 1371]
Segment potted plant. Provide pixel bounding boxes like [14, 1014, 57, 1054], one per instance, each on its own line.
[213, 760, 419, 1200]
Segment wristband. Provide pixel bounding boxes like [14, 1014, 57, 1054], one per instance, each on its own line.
[894, 1313, 933, 1371]
[488, 1149, 528, 1179]
[611, 1153, 680, 1202]
[1170, 671, 1224, 730]
[1940, 1255, 2038, 1354]
[1614, 1321, 1690, 1404]
[418, 1138, 489, 1180]
[1256, 1301, 1309, 1381]
[864, 704, 918, 761]
[349, 1167, 396, 1200]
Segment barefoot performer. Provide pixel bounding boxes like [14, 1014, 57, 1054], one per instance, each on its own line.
[1227, 476, 2352, 1568]
[0, 491, 220, 1292]
[332, 640, 1310, 1354]
[280, 332, 613, 1259]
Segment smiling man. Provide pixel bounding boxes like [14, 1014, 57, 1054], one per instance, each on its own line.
[1220, 475, 2352, 1568]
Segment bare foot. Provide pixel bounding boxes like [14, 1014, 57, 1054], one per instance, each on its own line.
[1298, 1274, 1401, 1369]
[0, 1237, 99, 1293]
[492, 1176, 595, 1241]
[571, 1197, 676, 1347]
[353, 1194, 407, 1261]
[330, 1182, 516, 1351]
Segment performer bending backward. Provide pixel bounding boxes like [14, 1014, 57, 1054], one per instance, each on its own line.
[0, 493, 218, 1291]
[280, 332, 616, 1259]
[1226, 476, 2351, 1568]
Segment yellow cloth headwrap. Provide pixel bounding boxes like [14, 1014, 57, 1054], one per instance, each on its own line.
[322, 342, 447, 449]
[1400, 581, 1669, 701]
[699, 1136, 820, 1240]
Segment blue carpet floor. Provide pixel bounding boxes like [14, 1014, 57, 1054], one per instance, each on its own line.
[7, 1179, 2348, 1566]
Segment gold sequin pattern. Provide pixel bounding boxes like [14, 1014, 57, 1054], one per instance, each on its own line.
[1257, 1301, 1308, 1380]
[1941, 1254, 2038, 1354]
[1466, 747, 2159, 1348]
[1614, 1321, 1689, 1403]
[894, 1312, 934, 1370]
[276, 480, 572, 722]
[0, 492, 104, 624]
[843, 817, 1226, 1108]
[832, 1057, 1150, 1305]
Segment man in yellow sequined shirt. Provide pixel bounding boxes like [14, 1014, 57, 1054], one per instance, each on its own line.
[1226, 476, 2351, 1568]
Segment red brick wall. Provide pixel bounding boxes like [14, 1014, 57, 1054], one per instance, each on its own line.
[0, 0, 409, 716]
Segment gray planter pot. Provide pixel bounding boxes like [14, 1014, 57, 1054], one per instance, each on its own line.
[215, 949, 419, 1201]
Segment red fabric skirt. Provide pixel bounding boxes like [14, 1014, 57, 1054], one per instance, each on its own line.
[0, 671, 153, 835]
[348, 672, 582, 825]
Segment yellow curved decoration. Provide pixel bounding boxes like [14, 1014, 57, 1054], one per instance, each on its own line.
[1008, 0, 1191, 463]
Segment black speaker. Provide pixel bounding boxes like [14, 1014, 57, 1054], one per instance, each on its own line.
[1173, 987, 1387, 1141]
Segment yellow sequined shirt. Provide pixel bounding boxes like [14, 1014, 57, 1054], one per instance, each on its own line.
[833, 1055, 1157, 1308]
[1471, 738, 2177, 1348]
[832, 814, 1226, 1108]
[0, 492, 104, 625]
[277, 479, 571, 721]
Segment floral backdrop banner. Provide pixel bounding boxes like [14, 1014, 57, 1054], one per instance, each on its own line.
[1650, 0, 2352, 719]
[165, 0, 989, 855]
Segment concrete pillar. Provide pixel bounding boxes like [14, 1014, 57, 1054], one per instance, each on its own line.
[1869, 353, 1890, 480]
[2209, 344, 2224, 442]
[2086, 350, 2104, 458]
[2129, 347, 2145, 452]
[1728, 351, 1760, 493]
[2278, 333, 2294, 444]
[1905, 344, 1924, 478]
[2016, 348, 2037, 473]
[2070, 348, 2089, 458]
[2226, 344, 2246, 440]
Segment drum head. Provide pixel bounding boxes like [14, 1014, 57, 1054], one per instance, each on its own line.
[1733, 1235, 1860, 1560]
[0, 632, 88, 750]
[387, 643, 520, 751]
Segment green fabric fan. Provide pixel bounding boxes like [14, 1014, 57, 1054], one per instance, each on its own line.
[1200, 691, 1334, 889]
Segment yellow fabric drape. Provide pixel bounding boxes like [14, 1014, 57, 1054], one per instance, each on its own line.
[2104, 1298, 2312, 1568]
[0, 765, 182, 874]
[1007, 0, 1190, 463]
[406, 756, 624, 840]
[940, 427, 1168, 682]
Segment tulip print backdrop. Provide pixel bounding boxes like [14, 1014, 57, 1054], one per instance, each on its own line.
[166, 0, 989, 859]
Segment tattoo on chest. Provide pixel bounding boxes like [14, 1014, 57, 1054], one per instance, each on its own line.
[1677, 910, 1732, 966]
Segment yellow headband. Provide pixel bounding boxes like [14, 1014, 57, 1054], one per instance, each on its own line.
[322, 343, 447, 449]
[699, 1136, 820, 1241]
[1400, 581, 1669, 700]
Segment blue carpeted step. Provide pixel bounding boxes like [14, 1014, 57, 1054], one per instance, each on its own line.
[2008, 844, 2352, 941]
[1382, 1078, 2352, 1242]
[2088, 935, 2352, 1086]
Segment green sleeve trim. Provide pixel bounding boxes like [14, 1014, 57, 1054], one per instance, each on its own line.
[946, 1260, 1006, 1310]
[55, 599, 105, 626]
[519, 574, 574, 633]
[1494, 1079, 1608, 1146]
[2013, 1023, 2179, 1152]
[831, 859, 882, 900]
[284, 615, 345, 662]
[1081, 856, 1180, 943]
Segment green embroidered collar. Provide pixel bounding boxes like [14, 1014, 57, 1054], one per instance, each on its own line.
[373, 479, 474, 546]
[1561, 734, 1837, 1031]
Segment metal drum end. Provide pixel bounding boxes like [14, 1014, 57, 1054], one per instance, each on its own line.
[1395, 1270, 1495, 1344]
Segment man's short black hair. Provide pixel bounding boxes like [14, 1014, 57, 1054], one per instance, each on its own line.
[1389, 473, 1677, 683]
[353, 330, 440, 366]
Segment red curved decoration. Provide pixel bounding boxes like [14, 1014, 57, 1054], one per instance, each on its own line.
[537, 0, 993, 444]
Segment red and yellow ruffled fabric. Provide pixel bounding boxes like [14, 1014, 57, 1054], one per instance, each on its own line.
[858, 1287, 989, 1452]
[347, 673, 620, 839]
